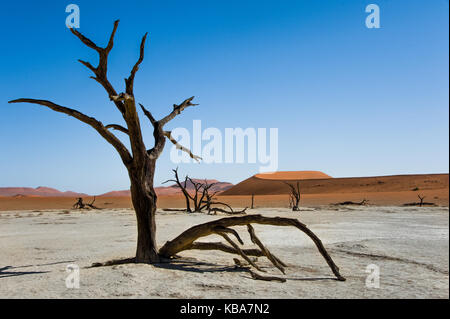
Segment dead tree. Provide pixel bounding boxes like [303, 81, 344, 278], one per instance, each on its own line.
[86, 196, 100, 209]
[163, 168, 194, 213]
[73, 197, 100, 210]
[285, 182, 301, 211]
[403, 195, 436, 207]
[163, 168, 209, 213]
[199, 180, 247, 214]
[73, 197, 85, 209]
[8, 21, 345, 281]
[251, 194, 255, 209]
[198, 180, 219, 212]
[187, 177, 207, 212]
[288, 194, 294, 209]
[418, 194, 425, 207]
[166, 169, 246, 215]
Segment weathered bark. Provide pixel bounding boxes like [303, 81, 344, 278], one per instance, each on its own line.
[129, 159, 160, 263]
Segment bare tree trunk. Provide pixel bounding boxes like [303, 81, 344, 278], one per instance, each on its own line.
[129, 159, 160, 263]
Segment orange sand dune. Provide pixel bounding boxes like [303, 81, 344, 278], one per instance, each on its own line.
[0, 188, 448, 212]
[221, 173, 449, 196]
[0, 173, 448, 211]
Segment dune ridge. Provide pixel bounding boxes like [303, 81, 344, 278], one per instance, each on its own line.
[0, 186, 89, 198]
[255, 171, 331, 180]
[221, 172, 449, 196]
[0, 179, 233, 198]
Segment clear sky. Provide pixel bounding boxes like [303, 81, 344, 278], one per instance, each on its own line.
[1, 0, 448, 194]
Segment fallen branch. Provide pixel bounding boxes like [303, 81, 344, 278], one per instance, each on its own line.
[159, 214, 346, 281]
[333, 199, 369, 206]
[248, 269, 287, 283]
[233, 258, 286, 282]
[209, 207, 248, 215]
[247, 224, 286, 274]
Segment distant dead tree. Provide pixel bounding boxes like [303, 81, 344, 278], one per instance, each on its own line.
[73, 197, 100, 210]
[187, 177, 211, 213]
[165, 168, 247, 215]
[418, 195, 425, 207]
[285, 182, 301, 211]
[163, 168, 194, 213]
[403, 194, 436, 207]
[251, 194, 255, 209]
[8, 20, 345, 281]
[333, 199, 369, 206]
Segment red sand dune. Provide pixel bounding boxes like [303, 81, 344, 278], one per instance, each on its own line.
[0, 179, 233, 198]
[98, 179, 233, 197]
[0, 186, 88, 197]
[97, 190, 132, 197]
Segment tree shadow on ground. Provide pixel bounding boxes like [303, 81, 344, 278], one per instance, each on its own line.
[0, 260, 75, 279]
[88, 257, 340, 281]
[0, 266, 49, 279]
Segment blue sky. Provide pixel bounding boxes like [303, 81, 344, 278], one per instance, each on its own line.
[0, 0, 448, 194]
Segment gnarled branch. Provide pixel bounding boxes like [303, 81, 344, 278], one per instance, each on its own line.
[70, 20, 125, 114]
[159, 96, 198, 127]
[247, 224, 286, 274]
[216, 232, 264, 272]
[125, 33, 148, 95]
[139, 103, 157, 126]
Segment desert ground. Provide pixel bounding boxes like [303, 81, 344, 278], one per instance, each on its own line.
[0, 206, 448, 298]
